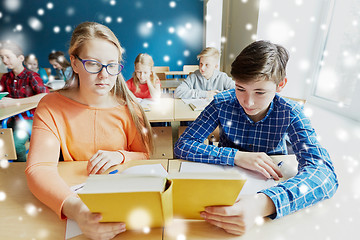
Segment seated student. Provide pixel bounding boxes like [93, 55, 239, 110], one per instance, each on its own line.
[26, 22, 154, 240]
[126, 53, 161, 99]
[0, 41, 49, 162]
[24, 54, 49, 84]
[174, 40, 338, 236]
[48, 51, 72, 81]
[174, 47, 235, 99]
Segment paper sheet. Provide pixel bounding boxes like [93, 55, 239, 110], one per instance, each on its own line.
[65, 184, 86, 239]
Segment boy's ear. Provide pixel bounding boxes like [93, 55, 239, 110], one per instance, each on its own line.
[18, 55, 25, 62]
[276, 77, 287, 92]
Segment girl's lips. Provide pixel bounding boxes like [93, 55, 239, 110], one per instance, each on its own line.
[96, 83, 109, 87]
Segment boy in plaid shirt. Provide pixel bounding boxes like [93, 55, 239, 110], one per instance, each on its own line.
[0, 41, 49, 161]
[174, 40, 338, 235]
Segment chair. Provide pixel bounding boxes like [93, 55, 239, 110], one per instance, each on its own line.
[0, 128, 17, 160]
[284, 96, 306, 105]
[156, 72, 167, 80]
[183, 65, 199, 74]
[153, 66, 170, 73]
[150, 126, 173, 159]
[44, 68, 51, 77]
[178, 126, 217, 145]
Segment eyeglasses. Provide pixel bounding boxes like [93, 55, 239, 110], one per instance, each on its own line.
[75, 55, 123, 76]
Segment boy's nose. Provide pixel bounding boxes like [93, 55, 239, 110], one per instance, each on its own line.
[244, 95, 255, 107]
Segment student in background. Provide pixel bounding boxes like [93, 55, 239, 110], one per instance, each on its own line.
[174, 47, 235, 99]
[48, 51, 72, 81]
[0, 41, 49, 162]
[24, 54, 49, 84]
[174, 40, 338, 235]
[26, 22, 154, 240]
[126, 53, 161, 99]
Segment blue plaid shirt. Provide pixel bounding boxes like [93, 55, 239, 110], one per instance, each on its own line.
[174, 89, 338, 219]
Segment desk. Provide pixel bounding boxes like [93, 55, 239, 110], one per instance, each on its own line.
[145, 98, 174, 122]
[0, 160, 167, 240]
[0, 102, 38, 121]
[161, 79, 184, 89]
[174, 99, 201, 121]
[0, 157, 353, 239]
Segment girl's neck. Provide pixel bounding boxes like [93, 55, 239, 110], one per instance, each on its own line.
[61, 88, 119, 108]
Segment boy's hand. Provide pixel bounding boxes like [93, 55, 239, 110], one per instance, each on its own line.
[200, 194, 275, 235]
[87, 150, 124, 175]
[234, 151, 283, 180]
[207, 90, 220, 99]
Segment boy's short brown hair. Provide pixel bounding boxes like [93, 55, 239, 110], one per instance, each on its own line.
[0, 41, 23, 57]
[197, 47, 220, 61]
[230, 40, 289, 85]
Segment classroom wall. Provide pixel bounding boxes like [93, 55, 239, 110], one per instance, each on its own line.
[220, 0, 260, 73]
[0, 0, 204, 80]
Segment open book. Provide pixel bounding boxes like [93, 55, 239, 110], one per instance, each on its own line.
[77, 163, 247, 229]
[182, 98, 211, 111]
[136, 98, 158, 112]
[0, 92, 8, 100]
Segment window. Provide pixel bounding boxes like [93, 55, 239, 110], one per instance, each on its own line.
[310, 0, 360, 121]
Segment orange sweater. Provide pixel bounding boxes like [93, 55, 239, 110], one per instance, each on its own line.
[25, 92, 148, 218]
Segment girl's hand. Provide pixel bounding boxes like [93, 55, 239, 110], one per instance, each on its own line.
[87, 150, 124, 175]
[63, 197, 126, 240]
[234, 151, 283, 180]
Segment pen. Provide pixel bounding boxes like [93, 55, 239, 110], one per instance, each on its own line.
[109, 169, 119, 174]
[277, 161, 284, 168]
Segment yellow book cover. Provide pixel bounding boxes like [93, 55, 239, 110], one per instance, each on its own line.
[78, 174, 173, 230]
[169, 172, 246, 219]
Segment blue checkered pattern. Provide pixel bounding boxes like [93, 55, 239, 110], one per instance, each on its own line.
[174, 89, 338, 219]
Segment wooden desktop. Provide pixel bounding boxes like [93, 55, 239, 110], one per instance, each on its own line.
[0, 155, 346, 240]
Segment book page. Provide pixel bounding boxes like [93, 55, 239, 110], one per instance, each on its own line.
[121, 163, 168, 178]
[180, 162, 276, 195]
[79, 175, 166, 194]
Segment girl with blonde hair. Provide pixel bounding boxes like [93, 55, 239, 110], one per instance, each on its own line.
[126, 53, 161, 99]
[26, 22, 154, 239]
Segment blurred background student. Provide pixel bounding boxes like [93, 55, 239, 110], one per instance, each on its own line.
[126, 53, 161, 99]
[0, 41, 49, 162]
[48, 51, 72, 81]
[174, 47, 234, 99]
[25, 54, 49, 84]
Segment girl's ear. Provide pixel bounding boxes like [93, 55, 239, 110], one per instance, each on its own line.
[70, 55, 79, 73]
[276, 77, 287, 92]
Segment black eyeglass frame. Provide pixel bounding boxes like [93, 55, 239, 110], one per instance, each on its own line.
[75, 55, 124, 76]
